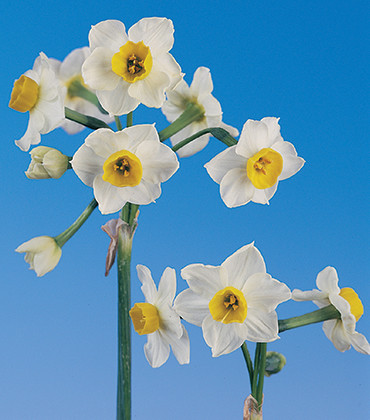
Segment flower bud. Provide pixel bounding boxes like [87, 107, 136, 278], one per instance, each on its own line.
[264, 351, 286, 377]
[16, 236, 62, 277]
[26, 146, 69, 179]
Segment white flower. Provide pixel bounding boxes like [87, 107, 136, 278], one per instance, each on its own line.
[50, 47, 113, 134]
[129, 265, 190, 368]
[71, 124, 179, 214]
[204, 117, 305, 207]
[16, 236, 62, 277]
[82, 18, 182, 115]
[292, 266, 370, 355]
[162, 67, 238, 157]
[9, 52, 65, 151]
[174, 243, 291, 357]
[25, 146, 69, 179]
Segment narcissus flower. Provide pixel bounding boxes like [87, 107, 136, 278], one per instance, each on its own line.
[174, 243, 291, 357]
[82, 18, 182, 115]
[50, 47, 113, 134]
[129, 265, 190, 368]
[25, 146, 69, 179]
[292, 266, 370, 354]
[16, 236, 62, 277]
[204, 118, 305, 207]
[9, 53, 65, 151]
[162, 66, 238, 157]
[71, 124, 179, 214]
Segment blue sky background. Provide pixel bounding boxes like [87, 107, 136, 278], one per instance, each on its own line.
[1, 0, 369, 419]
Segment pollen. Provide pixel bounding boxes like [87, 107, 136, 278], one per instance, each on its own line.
[9, 75, 39, 113]
[102, 149, 143, 187]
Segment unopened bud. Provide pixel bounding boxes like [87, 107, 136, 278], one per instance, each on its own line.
[26, 146, 69, 179]
[264, 351, 286, 377]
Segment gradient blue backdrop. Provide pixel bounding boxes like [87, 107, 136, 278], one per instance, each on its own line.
[1, 1, 369, 419]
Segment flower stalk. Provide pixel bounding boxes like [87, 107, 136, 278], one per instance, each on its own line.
[65, 107, 112, 130]
[67, 79, 108, 115]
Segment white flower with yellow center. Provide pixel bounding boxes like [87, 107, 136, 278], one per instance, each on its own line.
[292, 266, 370, 354]
[50, 47, 113, 134]
[129, 265, 190, 368]
[174, 243, 291, 357]
[9, 52, 65, 151]
[71, 124, 179, 214]
[162, 66, 238, 157]
[204, 117, 305, 207]
[82, 18, 182, 116]
[16, 236, 62, 277]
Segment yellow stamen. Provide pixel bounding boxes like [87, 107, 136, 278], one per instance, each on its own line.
[102, 149, 143, 187]
[339, 287, 364, 322]
[246, 148, 283, 189]
[111, 41, 153, 83]
[9, 75, 39, 112]
[129, 302, 160, 335]
[209, 286, 247, 324]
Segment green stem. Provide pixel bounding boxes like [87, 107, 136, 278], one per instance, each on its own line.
[256, 343, 267, 408]
[278, 304, 341, 333]
[65, 107, 112, 130]
[251, 344, 260, 398]
[67, 80, 108, 114]
[241, 342, 254, 389]
[171, 127, 237, 152]
[115, 116, 123, 131]
[54, 198, 98, 247]
[126, 112, 133, 128]
[158, 102, 205, 141]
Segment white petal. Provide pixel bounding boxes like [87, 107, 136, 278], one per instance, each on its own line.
[97, 79, 140, 115]
[272, 140, 305, 181]
[136, 264, 158, 304]
[190, 67, 213, 97]
[236, 119, 271, 158]
[82, 47, 120, 91]
[128, 17, 174, 55]
[181, 264, 227, 299]
[174, 131, 210, 158]
[158, 305, 183, 338]
[89, 20, 128, 51]
[202, 95, 222, 118]
[219, 121, 239, 138]
[174, 289, 210, 327]
[15, 112, 43, 151]
[260, 117, 282, 143]
[202, 315, 244, 357]
[291, 288, 327, 303]
[33, 244, 62, 277]
[154, 53, 182, 89]
[220, 167, 255, 208]
[34, 97, 64, 134]
[323, 320, 351, 352]
[93, 176, 127, 214]
[128, 68, 170, 108]
[168, 325, 190, 364]
[221, 243, 266, 291]
[124, 178, 161, 205]
[71, 144, 104, 187]
[349, 331, 370, 355]
[59, 47, 90, 80]
[84, 128, 127, 159]
[252, 182, 278, 204]
[316, 266, 341, 294]
[144, 331, 170, 368]
[204, 145, 246, 184]
[244, 309, 279, 342]
[156, 267, 177, 306]
[242, 273, 291, 311]
[136, 140, 179, 183]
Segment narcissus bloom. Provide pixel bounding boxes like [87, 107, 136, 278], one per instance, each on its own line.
[25, 146, 69, 179]
[204, 118, 305, 207]
[292, 266, 370, 354]
[174, 243, 291, 357]
[162, 66, 238, 157]
[16, 236, 62, 277]
[71, 124, 179, 214]
[129, 265, 190, 368]
[9, 53, 65, 151]
[50, 47, 113, 134]
[82, 18, 182, 115]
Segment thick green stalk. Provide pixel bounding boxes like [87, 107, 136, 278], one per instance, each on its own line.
[171, 127, 237, 152]
[115, 116, 123, 131]
[278, 305, 341, 333]
[65, 107, 112, 130]
[241, 342, 254, 389]
[158, 102, 205, 141]
[54, 198, 98, 247]
[126, 112, 133, 128]
[67, 79, 108, 114]
[256, 343, 267, 408]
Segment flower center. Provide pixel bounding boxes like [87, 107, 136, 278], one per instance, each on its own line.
[339, 287, 364, 322]
[129, 302, 160, 335]
[102, 149, 143, 187]
[66, 74, 88, 99]
[209, 286, 247, 324]
[246, 148, 283, 189]
[9, 75, 39, 113]
[111, 41, 153, 83]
